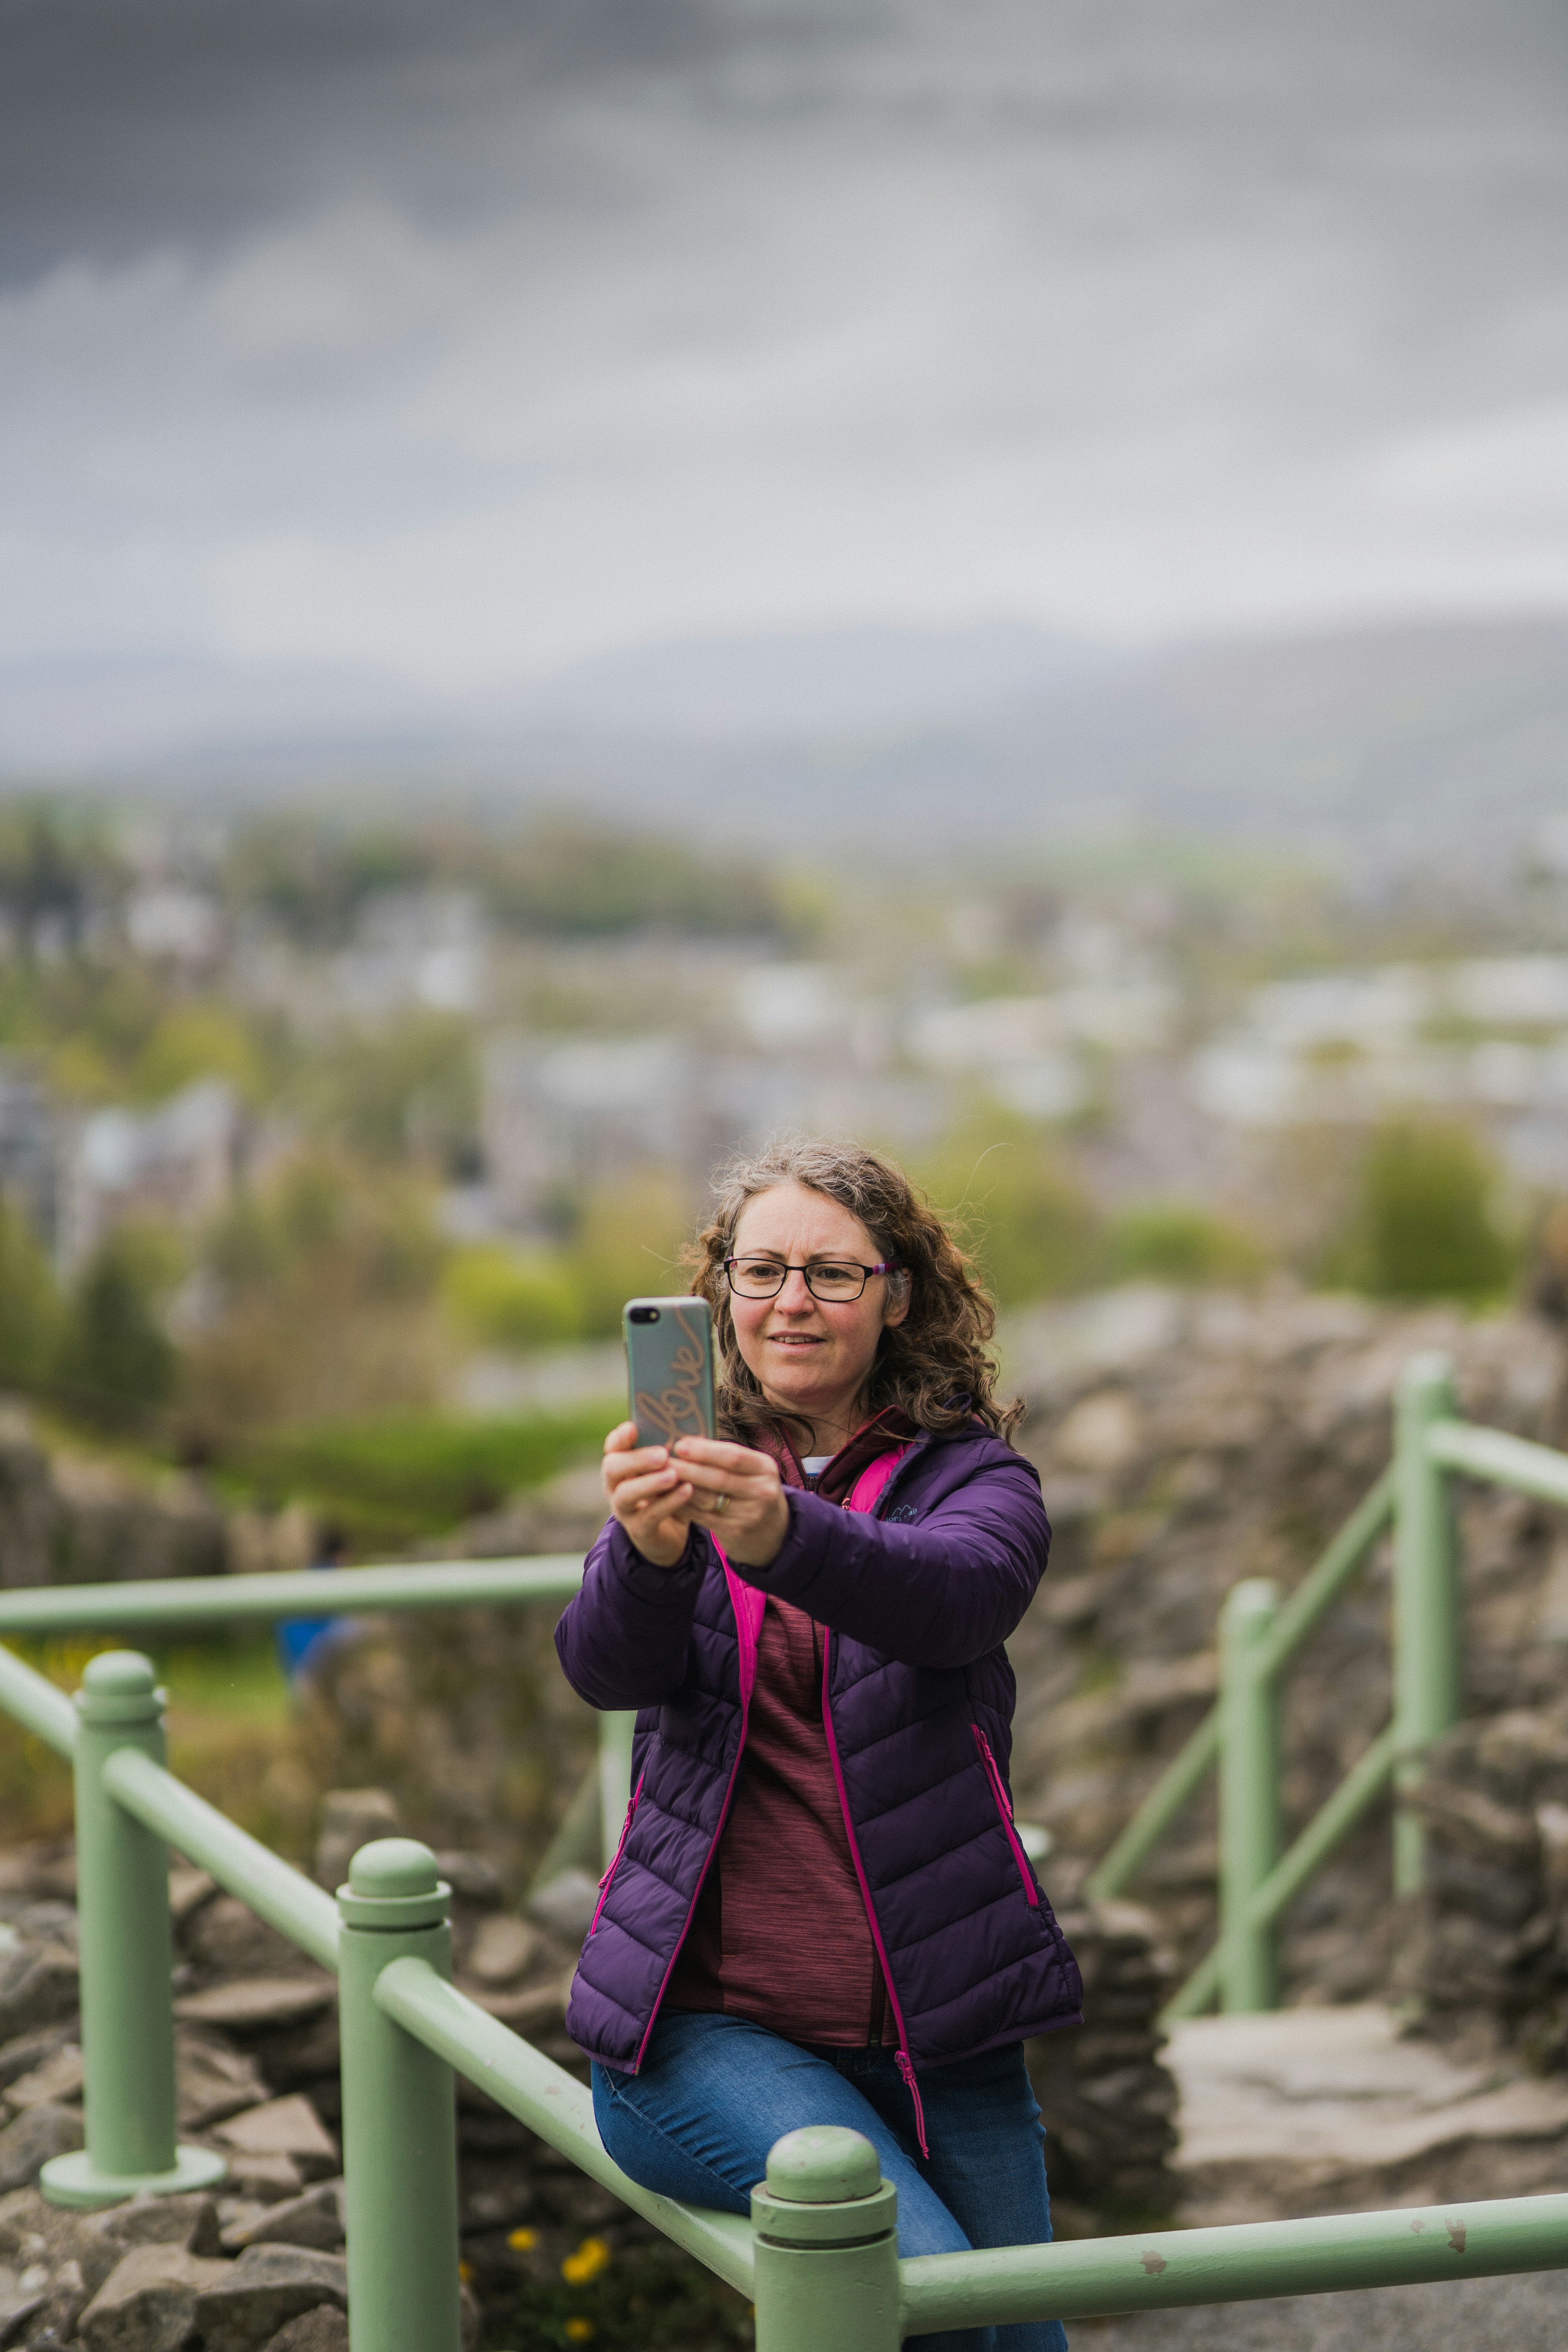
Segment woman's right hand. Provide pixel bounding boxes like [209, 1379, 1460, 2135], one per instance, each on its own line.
[603, 1421, 695, 1568]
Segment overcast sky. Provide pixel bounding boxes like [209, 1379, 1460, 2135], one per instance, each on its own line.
[3, 0, 1567, 740]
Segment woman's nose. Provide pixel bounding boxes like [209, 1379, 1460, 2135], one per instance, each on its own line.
[776, 1269, 815, 1310]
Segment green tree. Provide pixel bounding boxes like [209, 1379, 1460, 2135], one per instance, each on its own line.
[55, 1233, 178, 1431]
[132, 1002, 272, 1106]
[1325, 1119, 1517, 1300]
[223, 817, 430, 947]
[188, 1154, 448, 1437]
[485, 818, 794, 940]
[0, 802, 122, 956]
[443, 1245, 582, 1351]
[308, 1012, 478, 1171]
[560, 1178, 693, 1336]
[0, 1201, 64, 1390]
[918, 1121, 1104, 1306]
[1109, 1202, 1268, 1287]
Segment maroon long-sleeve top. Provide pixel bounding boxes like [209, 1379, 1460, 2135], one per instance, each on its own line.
[665, 1418, 907, 2044]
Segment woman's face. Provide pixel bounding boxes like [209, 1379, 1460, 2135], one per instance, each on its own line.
[726, 1180, 906, 1440]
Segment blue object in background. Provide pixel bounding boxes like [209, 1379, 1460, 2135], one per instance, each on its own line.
[276, 1526, 350, 1687]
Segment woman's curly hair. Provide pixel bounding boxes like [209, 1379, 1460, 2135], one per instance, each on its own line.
[685, 1136, 1022, 1446]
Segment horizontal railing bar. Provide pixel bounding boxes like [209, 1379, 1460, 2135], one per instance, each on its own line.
[0, 1555, 586, 1635]
[103, 1747, 340, 1972]
[898, 2188, 1568, 2330]
[0, 1642, 78, 1758]
[373, 1957, 754, 2297]
[1251, 1466, 1395, 1682]
[1084, 1470, 1393, 1905]
[1426, 1420, 1568, 1512]
[1249, 1720, 1399, 1931]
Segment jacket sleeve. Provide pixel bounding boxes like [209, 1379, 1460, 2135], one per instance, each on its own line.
[553, 1517, 707, 1710]
[734, 1450, 1049, 1668]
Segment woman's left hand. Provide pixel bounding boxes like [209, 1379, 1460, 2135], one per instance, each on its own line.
[670, 1436, 790, 1569]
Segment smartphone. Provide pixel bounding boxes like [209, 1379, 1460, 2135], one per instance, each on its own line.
[624, 1297, 716, 1450]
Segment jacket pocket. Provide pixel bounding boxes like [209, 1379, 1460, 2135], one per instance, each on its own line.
[971, 1726, 1039, 1908]
[590, 1770, 645, 1935]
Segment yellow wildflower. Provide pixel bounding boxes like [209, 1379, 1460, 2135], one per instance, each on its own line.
[506, 2227, 538, 2252]
[457, 2262, 472, 2284]
[565, 2323, 595, 2342]
[560, 2236, 612, 2285]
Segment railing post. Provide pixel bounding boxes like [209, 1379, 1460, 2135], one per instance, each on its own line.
[42, 1651, 228, 2207]
[1394, 1351, 1461, 1896]
[751, 2127, 901, 2352]
[338, 1838, 463, 2352]
[1218, 1579, 1281, 2013]
[599, 1708, 636, 1863]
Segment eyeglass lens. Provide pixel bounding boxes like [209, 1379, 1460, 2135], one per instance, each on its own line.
[728, 1259, 868, 1300]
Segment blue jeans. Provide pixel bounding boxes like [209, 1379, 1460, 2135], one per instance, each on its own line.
[592, 2010, 1069, 2352]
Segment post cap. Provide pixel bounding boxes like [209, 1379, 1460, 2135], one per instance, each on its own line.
[764, 2126, 881, 2205]
[83, 1651, 157, 1696]
[349, 1838, 441, 1898]
[76, 1650, 163, 1725]
[752, 2127, 897, 2246]
[338, 1837, 449, 1930]
[1399, 1350, 1456, 1406]
[1222, 1577, 1279, 1628]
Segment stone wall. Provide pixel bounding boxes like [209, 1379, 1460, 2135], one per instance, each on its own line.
[0, 1406, 305, 1593]
[0, 1815, 619, 2350]
[1025, 1897, 1180, 2233]
[1403, 1704, 1568, 2073]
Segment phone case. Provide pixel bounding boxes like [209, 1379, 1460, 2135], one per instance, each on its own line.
[624, 1297, 716, 1448]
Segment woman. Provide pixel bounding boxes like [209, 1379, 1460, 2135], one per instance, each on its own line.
[556, 1139, 1080, 2352]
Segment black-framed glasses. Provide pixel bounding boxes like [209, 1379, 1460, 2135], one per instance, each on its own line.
[724, 1256, 900, 1303]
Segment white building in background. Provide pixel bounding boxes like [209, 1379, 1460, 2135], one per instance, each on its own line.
[480, 1024, 947, 1232]
[482, 1036, 712, 1226]
[907, 982, 1176, 1123]
[125, 886, 225, 970]
[334, 890, 488, 1019]
[735, 964, 844, 1051]
[61, 1080, 243, 1271]
[1189, 955, 1568, 1184]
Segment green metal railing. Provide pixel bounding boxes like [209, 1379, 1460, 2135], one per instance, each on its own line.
[1086, 1348, 1568, 2021]
[0, 1554, 638, 1874]
[1, 1361, 1567, 2345]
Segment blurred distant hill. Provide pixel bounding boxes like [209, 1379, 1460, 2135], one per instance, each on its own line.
[4, 609, 1566, 861]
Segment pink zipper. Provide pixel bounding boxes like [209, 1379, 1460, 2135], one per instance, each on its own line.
[971, 1725, 1039, 1907]
[627, 1549, 762, 2070]
[590, 1770, 646, 1934]
[821, 1629, 929, 2158]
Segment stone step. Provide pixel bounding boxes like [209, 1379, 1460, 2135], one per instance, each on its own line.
[1166, 2004, 1568, 2225]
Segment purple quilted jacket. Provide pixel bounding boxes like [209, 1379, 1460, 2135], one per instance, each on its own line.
[554, 1424, 1082, 2140]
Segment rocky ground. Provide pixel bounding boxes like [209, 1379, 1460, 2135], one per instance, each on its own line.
[1167, 2004, 1568, 2223]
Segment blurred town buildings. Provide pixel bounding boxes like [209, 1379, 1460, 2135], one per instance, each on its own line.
[8, 860, 1568, 1278]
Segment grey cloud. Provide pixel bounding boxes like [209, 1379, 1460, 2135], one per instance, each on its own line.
[0, 0, 1565, 762]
